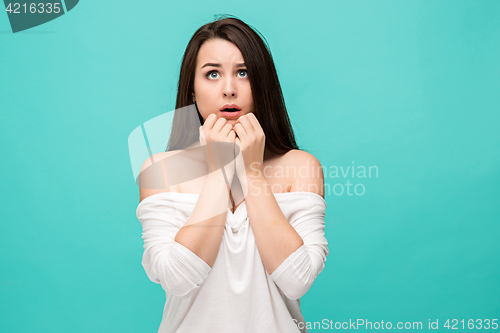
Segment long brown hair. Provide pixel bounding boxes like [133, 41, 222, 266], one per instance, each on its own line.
[167, 14, 299, 157]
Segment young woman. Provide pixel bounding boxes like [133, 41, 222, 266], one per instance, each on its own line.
[136, 15, 328, 333]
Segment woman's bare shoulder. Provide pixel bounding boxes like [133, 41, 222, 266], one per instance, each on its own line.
[139, 151, 183, 173]
[138, 151, 181, 203]
[280, 149, 325, 198]
[279, 149, 322, 165]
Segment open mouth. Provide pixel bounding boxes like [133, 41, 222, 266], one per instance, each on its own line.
[220, 108, 241, 118]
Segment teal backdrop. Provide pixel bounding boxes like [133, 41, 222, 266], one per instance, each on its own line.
[1, 1, 499, 332]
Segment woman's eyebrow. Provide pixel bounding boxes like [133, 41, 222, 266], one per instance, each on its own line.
[201, 62, 246, 69]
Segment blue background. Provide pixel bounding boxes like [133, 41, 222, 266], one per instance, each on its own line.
[1, 0, 499, 331]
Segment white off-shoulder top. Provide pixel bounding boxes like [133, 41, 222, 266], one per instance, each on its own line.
[136, 191, 329, 333]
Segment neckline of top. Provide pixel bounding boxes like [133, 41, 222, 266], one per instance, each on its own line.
[138, 191, 326, 208]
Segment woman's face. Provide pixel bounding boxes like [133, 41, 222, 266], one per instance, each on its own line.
[193, 38, 254, 125]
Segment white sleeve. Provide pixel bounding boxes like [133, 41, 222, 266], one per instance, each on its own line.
[270, 195, 329, 300]
[136, 196, 212, 297]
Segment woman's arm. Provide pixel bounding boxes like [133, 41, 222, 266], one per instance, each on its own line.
[141, 116, 236, 266]
[238, 147, 328, 300]
[243, 150, 325, 276]
[174, 116, 237, 267]
[173, 168, 231, 268]
[138, 143, 234, 296]
[233, 114, 326, 284]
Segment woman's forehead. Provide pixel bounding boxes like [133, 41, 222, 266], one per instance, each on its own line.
[196, 39, 244, 69]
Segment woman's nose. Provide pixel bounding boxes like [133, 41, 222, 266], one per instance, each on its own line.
[222, 78, 237, 97]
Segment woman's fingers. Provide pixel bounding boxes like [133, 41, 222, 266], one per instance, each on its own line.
[245, 113, 264, 135]
[236, 115, 255, 134]
[202, 114, 217, 141]
[233, 122, 248, 141]
[220, 123, 233, 139]
[202, 114, 237, 144]
[211, 117, 227, 133]
[228, 129, 236, 142]
[204, 116, 226, 141]
[203, 113, 217, 131]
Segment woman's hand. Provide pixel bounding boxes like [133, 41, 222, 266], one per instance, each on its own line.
[199, 114, 237, 181]
[233, 113, 265, 180]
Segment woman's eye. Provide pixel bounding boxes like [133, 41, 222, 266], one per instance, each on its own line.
[206, 71, 219, 79]
[238, 70, 248, 78]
